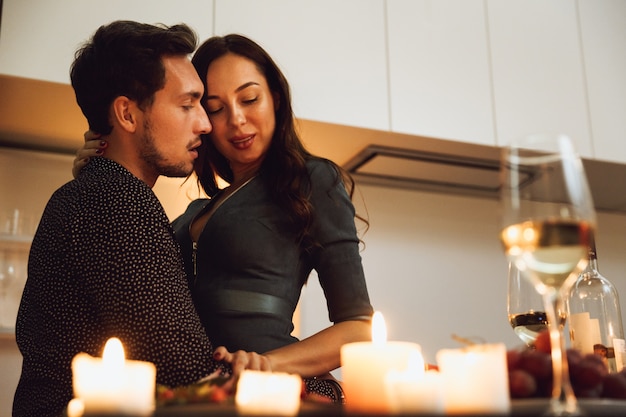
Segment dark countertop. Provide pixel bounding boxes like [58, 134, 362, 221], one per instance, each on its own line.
[149, 398, 625, 417]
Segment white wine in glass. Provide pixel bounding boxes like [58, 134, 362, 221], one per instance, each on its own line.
[507, 261, 567, 347]
[500, 133, 595, 416]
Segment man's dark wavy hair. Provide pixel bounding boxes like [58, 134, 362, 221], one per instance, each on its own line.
[70, 20, 197, 135]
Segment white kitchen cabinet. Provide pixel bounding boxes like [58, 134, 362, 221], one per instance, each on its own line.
[487, 0, 593, 156]
[213, 0, 389, 131]
[0, 0, 215, 84]
[578, 0, 626, 164]
[1, 0, 624, 164]
[386, 0, 496, 146]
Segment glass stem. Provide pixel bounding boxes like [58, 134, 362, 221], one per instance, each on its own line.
[544, 291, 580, 415]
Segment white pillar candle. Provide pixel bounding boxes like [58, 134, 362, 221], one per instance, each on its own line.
[385, 367, 444, 415]
[340, 311, 423, 414]
[71, 337, 156, 416]
[436, 343, 510, 415]
[235, 370, 302, 416]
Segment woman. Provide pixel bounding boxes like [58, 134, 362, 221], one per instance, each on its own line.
[74, 34, 374, 403]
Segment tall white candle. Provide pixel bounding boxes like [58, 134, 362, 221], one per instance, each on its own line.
[72, 337, 156, 416]
[341, 312, 423, 414]
[436, 343, 510, 415]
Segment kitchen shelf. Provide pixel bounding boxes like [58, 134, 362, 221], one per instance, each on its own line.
[0, 327, 16, 340]
[0, 234, 32, 252]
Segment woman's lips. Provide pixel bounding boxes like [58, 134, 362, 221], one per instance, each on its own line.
[231, 134, 254, 149]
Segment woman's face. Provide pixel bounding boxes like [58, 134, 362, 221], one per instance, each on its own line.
[203, 53, 276, 180]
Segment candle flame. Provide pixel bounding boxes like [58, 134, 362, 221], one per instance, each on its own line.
[372, 311, 387, 346]
[102, 337, 125, 369]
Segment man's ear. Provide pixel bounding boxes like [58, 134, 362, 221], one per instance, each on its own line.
[112, 96, 139, 133]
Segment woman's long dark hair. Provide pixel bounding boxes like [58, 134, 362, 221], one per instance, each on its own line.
[191, 34, 366, 248]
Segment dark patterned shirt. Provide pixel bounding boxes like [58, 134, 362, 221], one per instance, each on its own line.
[13, 157, 226, 417]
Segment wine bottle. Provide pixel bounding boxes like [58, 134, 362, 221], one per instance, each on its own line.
[566, 236, 626, 373]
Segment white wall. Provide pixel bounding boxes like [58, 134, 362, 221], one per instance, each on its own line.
[0, 0, 215, 84]
[299, 184, 626, 371]
[1, 148, 626, 415]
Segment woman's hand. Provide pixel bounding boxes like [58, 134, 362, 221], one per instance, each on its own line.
[213, 346, 274, 392]
[72, 131, 107, 178]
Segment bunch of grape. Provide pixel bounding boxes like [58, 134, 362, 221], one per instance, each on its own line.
[507, 330, 626, 399]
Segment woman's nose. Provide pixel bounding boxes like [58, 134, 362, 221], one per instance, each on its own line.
[229, 105, 246, 126]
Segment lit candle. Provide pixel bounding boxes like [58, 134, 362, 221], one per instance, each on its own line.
[340, 311, 423, 414]
[385, 357, 444, 415]
[71, 337, 157, 416]
[235, 370, 302, 416]
[436, 343, 510, 415]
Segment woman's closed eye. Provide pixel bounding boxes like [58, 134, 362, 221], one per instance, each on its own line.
[206, 106, 224, 115]
[206, 97, 258, 115]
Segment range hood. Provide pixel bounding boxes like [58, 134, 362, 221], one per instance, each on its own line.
[295, 118, 626, 214]
[344, 144, 501, 199]
[2, 74, 626, 214]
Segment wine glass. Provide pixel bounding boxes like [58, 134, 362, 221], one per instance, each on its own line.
[500, 133, 596, 416]
[507, 261, 568, 347]
[507, 261, 547, 346]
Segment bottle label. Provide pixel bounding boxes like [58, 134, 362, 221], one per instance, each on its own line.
[613, 338, 626, 372]
[569, 312, 601, 355]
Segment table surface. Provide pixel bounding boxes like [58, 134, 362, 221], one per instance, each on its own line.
[77, 398, 626, 417]
[154, 401, 341, 416]
[148, 398, 626, 417]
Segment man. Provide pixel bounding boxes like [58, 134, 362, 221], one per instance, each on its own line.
[13, 21, 271, 417]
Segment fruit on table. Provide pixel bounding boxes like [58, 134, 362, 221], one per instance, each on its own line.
[507, 329, 626, 399]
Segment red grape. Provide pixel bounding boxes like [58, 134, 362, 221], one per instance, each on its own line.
[519, 349, 552, 381]
[504, 334, 626, 401]
[509, 369, 537, 398]
[570, 353, 607, 394]
[507, 349, 522, 371]
[534, 329, 551, 354]
[602, 373, 626, 399]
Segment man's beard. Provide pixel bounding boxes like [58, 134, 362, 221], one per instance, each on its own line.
[140, 119, 192, 178]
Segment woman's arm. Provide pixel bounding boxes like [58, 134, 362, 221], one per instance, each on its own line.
[275, 160, 373, 378]
[263, 319, 371, 378]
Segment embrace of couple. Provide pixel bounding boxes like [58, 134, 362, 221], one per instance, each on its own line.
[12, 20, 374, 417]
